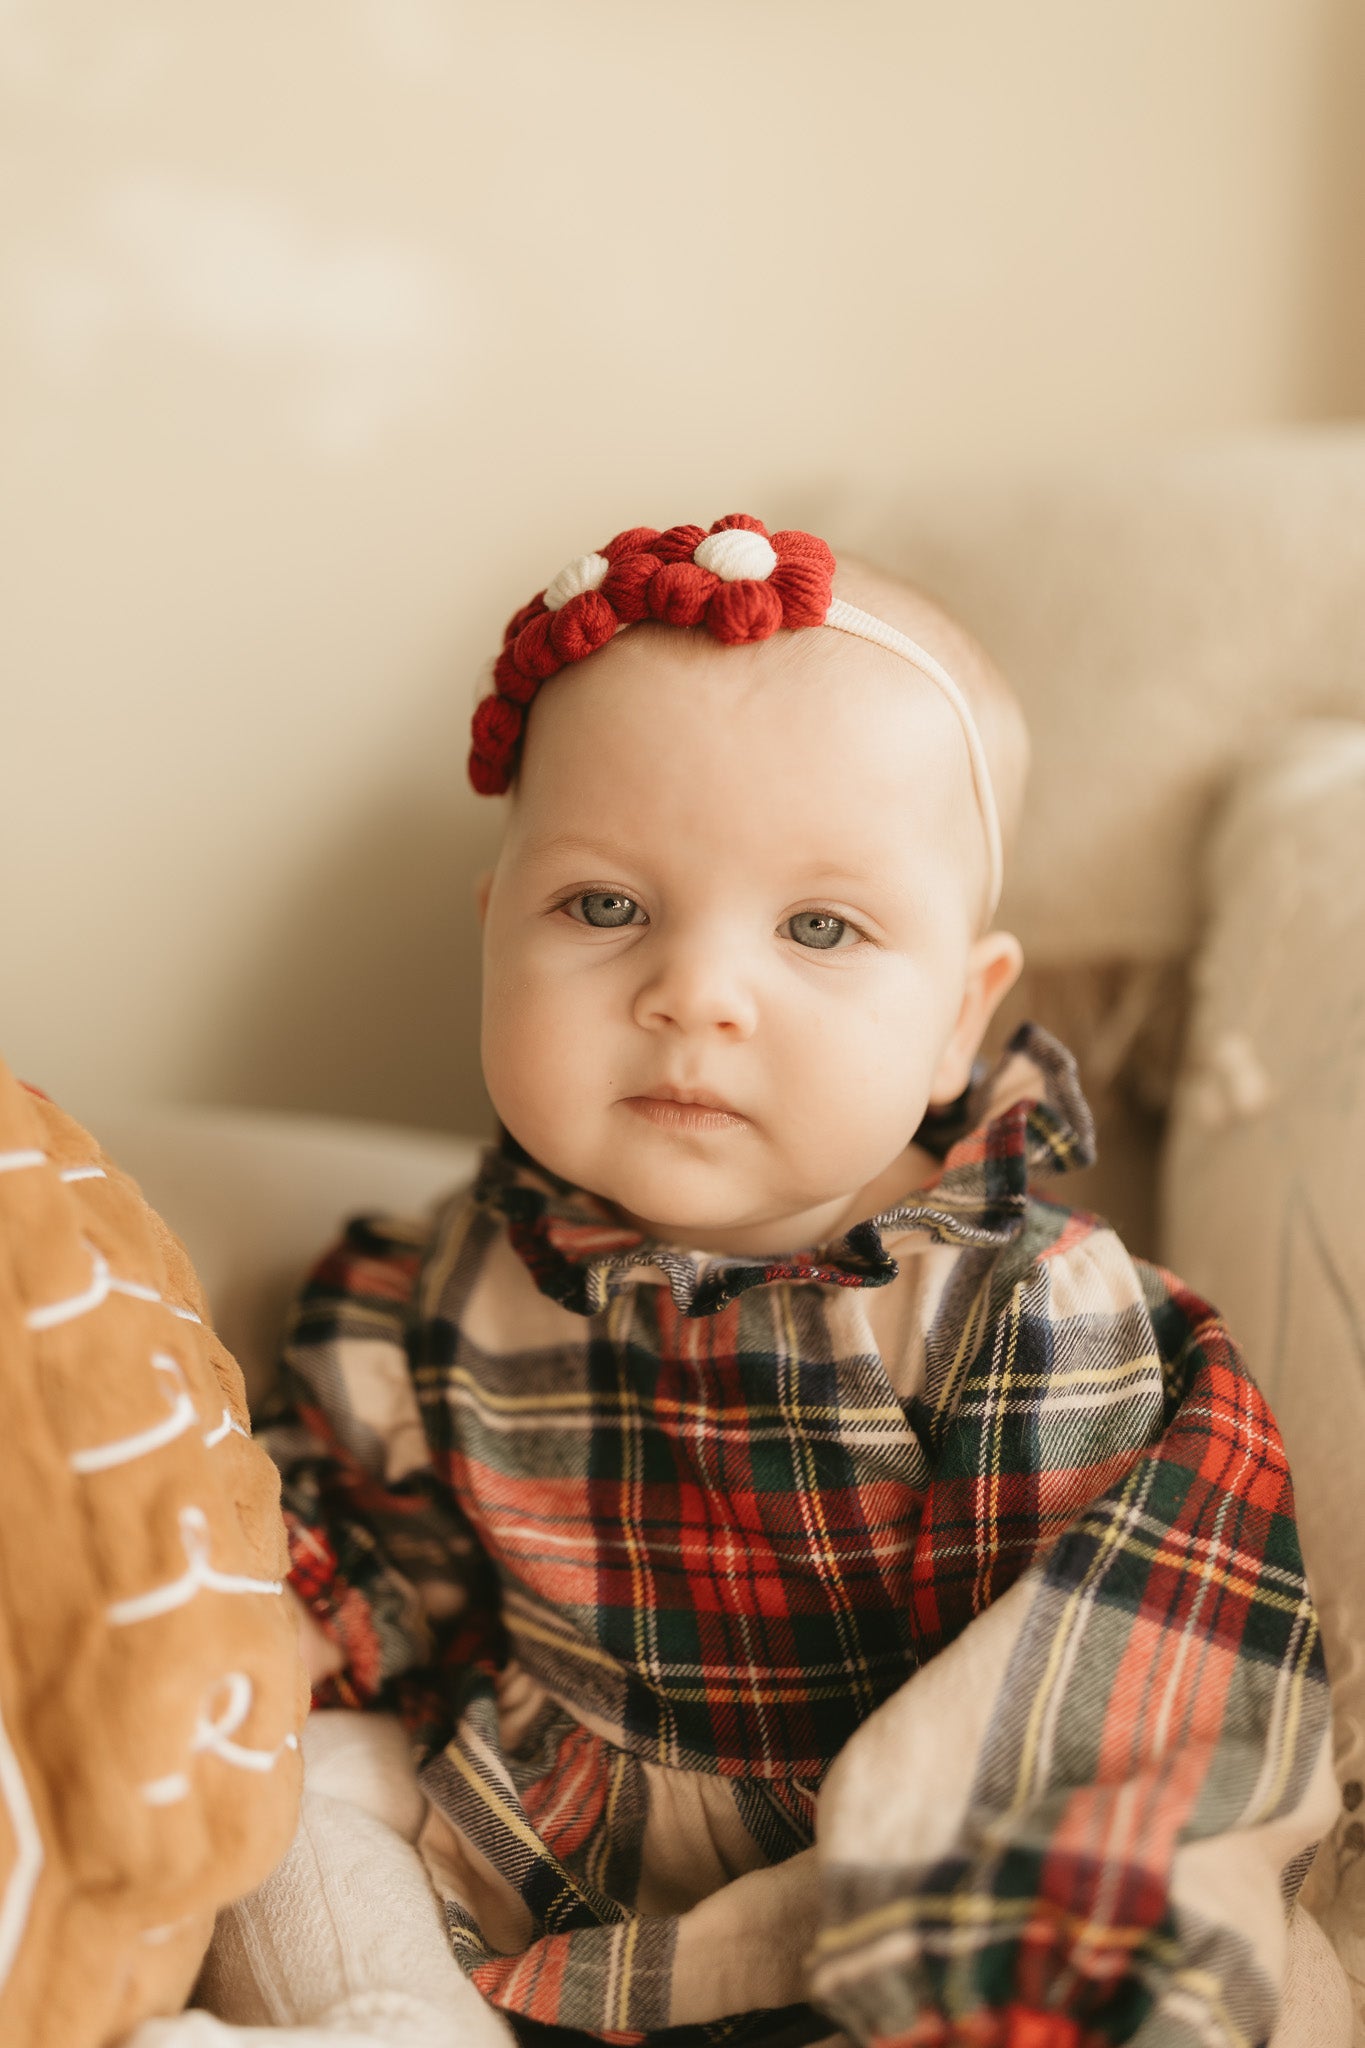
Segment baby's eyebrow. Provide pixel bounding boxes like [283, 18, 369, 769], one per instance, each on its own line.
[523, 834, 889, 890]
[792, 863, 881, 885]
[520, 832, 632, 866]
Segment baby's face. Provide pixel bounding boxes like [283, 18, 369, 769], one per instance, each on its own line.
[477, 623, 1016, 1256]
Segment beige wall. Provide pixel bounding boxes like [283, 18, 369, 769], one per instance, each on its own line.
[3, 0, 1363, 1137]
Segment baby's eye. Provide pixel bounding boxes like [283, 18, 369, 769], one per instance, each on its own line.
[564, 891, 645, 929]
[786, 910, 858, 951]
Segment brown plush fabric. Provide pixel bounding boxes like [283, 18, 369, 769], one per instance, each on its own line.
[0, 1057, 306, 2047]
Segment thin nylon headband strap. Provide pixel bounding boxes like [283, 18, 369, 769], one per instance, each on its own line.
[823, 598, 1004, 921]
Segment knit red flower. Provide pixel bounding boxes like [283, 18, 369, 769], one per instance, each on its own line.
[467, 514, 836, 794]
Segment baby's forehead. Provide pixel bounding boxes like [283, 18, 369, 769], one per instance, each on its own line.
[492, 552, 1019, 929]
[587, 618, 971, 768]
[510, 624, 980, 873]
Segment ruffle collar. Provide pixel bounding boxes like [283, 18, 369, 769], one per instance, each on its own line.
[469, 1022, 1096, 1320]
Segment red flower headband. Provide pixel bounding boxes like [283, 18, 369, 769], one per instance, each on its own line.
[466, 511, 1005, 918]
[467, 514, 833, 797]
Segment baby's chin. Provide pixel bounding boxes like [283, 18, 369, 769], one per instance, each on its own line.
[576, 1150, 835, 1255]
[592, 1164, 764, 1245]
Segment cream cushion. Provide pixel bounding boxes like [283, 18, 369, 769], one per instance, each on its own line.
[81, 1106, 481, 1413]
[1162, 720, 1365, 2039]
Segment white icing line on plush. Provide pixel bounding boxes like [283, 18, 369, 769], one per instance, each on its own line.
[24, 1241, 113, 1329]
[140, 1672, 300, 1805]
[0, 1703, 43, 1991]
[0, 1151, 106, 1180]
[202, 1408, 250, 1448]
[108, 1273, 202, 1323]
[23, 1240, 204, 1331]
[139, 1915, 195, 1944]
[69, 1354, 198, 1474]
[107, 1506, 283, 1627]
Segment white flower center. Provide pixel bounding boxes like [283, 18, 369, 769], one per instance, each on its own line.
[543, 552, 611, 613]
[693, 529, 778, 582]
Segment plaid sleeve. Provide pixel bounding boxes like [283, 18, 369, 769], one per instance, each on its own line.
[262, 1206, 502, 1742]
[809, 1218, 1337, 2048]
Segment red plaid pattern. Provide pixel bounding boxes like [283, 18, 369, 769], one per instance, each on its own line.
[265, 1026, 1334, 2046]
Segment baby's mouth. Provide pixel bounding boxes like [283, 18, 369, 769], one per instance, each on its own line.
[623, 1095, 748, 1133]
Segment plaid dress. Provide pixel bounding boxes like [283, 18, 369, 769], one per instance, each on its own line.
[267, 1025, 1336, 2048]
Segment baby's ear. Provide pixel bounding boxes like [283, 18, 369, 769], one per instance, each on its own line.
[474, 868, 494, 927]
[929, 931, 1024, 1105]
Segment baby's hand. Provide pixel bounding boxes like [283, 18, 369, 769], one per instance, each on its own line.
[285, 1583, 345, 1686]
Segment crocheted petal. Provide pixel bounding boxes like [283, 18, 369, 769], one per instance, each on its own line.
[472, 692, 523, 751]
[502, 594, 547, 648]
[493, 646, 539, 704]
[648, 561, 718, 627]
[468, 749, 509, 795]
[707, 579, 784, 645]
[549, 589, 618, 662]
[771, 556, 834, 630]
[651, 523, 708, 565]
[512, 611, 561, 682]
[469, 693, 523, 792]
[771, 530, 836, 575]
[708, 512, 770, 537]
[600, 526, 661, 563]
[601, 552, 661, 623]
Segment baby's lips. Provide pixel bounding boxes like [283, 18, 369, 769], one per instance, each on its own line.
[630, 1081, 742, 1115]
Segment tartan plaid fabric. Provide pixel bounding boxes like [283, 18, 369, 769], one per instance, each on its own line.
[266, 1025, 1334, 2048]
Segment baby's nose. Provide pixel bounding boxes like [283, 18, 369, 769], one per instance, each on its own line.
[630, 930, 759, 1038]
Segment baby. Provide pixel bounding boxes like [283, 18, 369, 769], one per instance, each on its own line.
[254, 518, 1335, 2048]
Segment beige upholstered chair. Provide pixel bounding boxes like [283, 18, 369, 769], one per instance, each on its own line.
[96, 428, 1365, 2043]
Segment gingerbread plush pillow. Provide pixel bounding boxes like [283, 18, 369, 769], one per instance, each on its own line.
[0, 1054, 306, 2047]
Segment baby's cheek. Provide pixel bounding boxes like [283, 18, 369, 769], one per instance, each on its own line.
[483, 996, 540, 1107]
[483, 972, 584, 1130]
[837, 992, 947, 1123]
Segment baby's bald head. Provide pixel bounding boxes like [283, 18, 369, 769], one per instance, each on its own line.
[827, 554, 1030, 869]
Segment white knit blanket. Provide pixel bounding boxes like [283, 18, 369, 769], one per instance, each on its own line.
[122, 1712, 1354, 2048]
